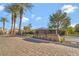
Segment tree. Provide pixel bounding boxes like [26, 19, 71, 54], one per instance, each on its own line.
[5, 4, 18, 35]
[23, 26, 29, 32]
[13, 12, 17, 35]
[17, 3, 33, 35]
[0, 17, 8, 34]
[48, 10, 71, 34]
[66, 26, 75, 35]
[28, 23, 32, 29]
[23, 23, 32, 33]
[5, 3, 33, 35]
[75, 24, 79, 32]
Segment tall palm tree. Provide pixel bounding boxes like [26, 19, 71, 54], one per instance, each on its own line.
[5, 3, 32, 35]
[0, 17, 8, 34]
[13, 12, 17, 35]
[17, 3, 32, 35]
[5, 4, 18, 35]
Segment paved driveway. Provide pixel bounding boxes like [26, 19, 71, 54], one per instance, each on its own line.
[0, 35, 79, 56]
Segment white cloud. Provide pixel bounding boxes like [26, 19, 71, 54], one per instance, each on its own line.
[31, 14, 35, 19]
[61, 5, 78, 13]
[36, 17, 42, 21]
[22, 17, 29, 22]
[71, 24, 75, 27]
[30, 14, 42, 21]
[0, 5, 5, 11]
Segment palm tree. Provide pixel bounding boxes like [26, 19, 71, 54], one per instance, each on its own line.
[5, 4, 18, 35]
[0, 17, 8, 34]
[17, 3, 32, 35]
[5, 3, 32, 35]
[13, 12, 17, 35]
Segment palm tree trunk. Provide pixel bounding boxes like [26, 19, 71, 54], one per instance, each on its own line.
[11, 13, 14, 34]
[13, 22, 15, 35]
[3, 22, 5, 34]
[13, 19, 16, 35]
[19, 15, 22, 35]
[13, 13, 16, 35]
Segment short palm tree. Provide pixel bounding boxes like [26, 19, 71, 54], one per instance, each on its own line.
[0, 17, 8, 34]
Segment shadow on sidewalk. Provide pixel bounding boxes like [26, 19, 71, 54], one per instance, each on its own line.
[23, 38, 79, 48]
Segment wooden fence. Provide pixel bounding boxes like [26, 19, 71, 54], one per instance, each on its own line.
[33, 29, 60, 41]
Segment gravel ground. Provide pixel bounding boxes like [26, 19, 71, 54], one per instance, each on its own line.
[0, 36, 79, 56]
[65, 36, 79, 42]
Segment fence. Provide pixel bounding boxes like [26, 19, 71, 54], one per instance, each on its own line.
[33, 29, 60, 41]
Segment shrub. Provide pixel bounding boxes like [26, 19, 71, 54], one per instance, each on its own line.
[59, 37, 65, 43]
[59, 30, 65, 35]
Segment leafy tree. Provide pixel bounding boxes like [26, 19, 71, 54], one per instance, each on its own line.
[23, 23, 32, 33]
[66, 26, 75, 35]
[23, 26, 29, 32]
[28, 23, 32, 29]
[75, 24, 79, 32]
[48, 10, 71, 34]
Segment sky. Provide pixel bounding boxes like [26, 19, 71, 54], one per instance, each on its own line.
[0, 3, 79, 30]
